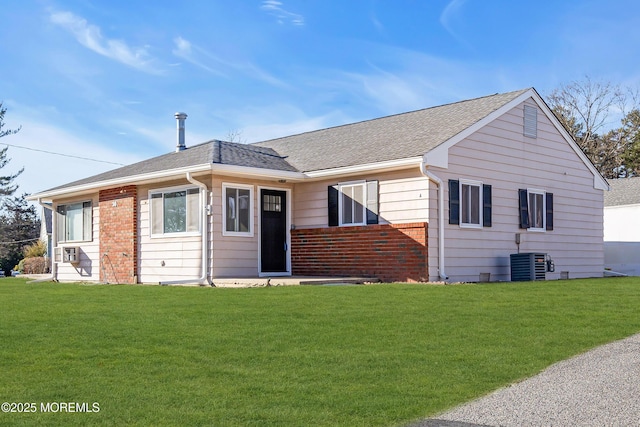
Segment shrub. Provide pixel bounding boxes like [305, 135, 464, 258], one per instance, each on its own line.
[22, 257, 48, 274]
[23, 240, 46, 258]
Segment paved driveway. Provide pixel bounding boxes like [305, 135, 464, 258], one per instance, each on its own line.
[411, 333, 640, 427]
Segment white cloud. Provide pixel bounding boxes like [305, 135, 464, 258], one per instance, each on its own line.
[172, 36, 288, 87]
[439, 0, 472, 49]
[172, 36, 226, 76]
[49, 10, 161, 74]
[260, 1, 305, 26]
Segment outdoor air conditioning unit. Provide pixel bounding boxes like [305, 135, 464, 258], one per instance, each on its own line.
[54, 247, 81, 264]
[510, 253, 553, 281]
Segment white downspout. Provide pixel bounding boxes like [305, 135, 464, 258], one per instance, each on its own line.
[160, 172, 211, 286]
[34, 199, 56, 282]
[420, 162, 449, 281]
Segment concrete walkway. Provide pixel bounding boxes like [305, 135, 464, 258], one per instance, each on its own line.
[412, 333, 640, 427]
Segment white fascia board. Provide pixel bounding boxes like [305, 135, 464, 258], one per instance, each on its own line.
[305, 156, 423, 179]
[27, 164, 213, 201]
[210, 163, 306, 181]
[27, 163, 307, 202]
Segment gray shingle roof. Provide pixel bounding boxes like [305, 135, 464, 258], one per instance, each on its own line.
[254, 89, 530, 172]
[42, 140, 296, 192]
[604, 177, 640, 206]
[35, 88, 532, 195]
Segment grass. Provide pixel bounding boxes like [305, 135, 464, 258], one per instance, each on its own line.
[1, 277, 640, 426]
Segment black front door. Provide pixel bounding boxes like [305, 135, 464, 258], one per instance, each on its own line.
[260, 189, 287, 273]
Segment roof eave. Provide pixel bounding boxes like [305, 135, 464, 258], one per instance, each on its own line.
[27, 164, 213, 201]
[305, 156, 423, 179]
[27, 163, 308, 202]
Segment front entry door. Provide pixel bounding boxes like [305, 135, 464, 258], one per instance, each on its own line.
[260, 189, 287, 273]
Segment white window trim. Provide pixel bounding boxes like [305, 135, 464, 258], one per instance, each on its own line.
[459, 179, 483, 229]
[149, 184, 201, 238]
[527, 188, 546, 232]
[338, 180, 367, 227]
[222, 182, 254, 237]
[57, 200, 93, 243]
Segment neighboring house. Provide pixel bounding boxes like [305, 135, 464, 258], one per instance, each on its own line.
[27, 88, 608, 284]
[604, 177, 640, 276]
[40, 207, 53, 260]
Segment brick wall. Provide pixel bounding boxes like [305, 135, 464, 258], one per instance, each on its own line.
[291, 222, 428, 282]
[99, 186, 138, 284]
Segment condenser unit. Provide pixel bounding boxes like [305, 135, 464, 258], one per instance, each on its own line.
[54, 247, 81, 264]
[510, 253, 548, 281]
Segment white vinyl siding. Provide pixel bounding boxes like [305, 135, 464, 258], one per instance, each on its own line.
[429, 100, 604, 282]
[139, 183, 206, 283]
[55, 196, 100, 283]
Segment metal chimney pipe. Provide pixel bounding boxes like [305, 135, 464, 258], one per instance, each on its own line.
[175, 112, 187, 152]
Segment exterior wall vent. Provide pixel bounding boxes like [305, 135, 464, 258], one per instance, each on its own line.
[523, 105, 537, 138]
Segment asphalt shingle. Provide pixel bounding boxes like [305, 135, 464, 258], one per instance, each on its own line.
[604, 177, 640, 206]
[36, 89, 531, 194]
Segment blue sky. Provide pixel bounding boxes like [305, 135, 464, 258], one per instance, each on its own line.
[1, 0, 640, 196]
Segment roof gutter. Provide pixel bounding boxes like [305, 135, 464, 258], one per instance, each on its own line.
[160, 172, 212, 286]
[420, 161, 448, 282]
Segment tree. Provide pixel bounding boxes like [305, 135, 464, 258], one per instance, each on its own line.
[0, 103, 23, 195]
[546, 77, 640, 178]
[0, 194, 40, 276]
[0, 103, 36, 275]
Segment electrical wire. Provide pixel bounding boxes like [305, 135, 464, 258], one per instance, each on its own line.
[0, 142, 125, 166]
[0, 237, 41, 245]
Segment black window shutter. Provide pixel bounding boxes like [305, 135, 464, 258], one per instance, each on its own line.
[482, 184, 492, 227]
[518, 189, 530, 229]
[448, 180, 460, 225]
[328, 185, 339, 226]
[366, 181, 379, 224]
[546, 192, 554, 231]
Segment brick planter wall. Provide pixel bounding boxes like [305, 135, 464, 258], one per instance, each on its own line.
[99, 186, 138, 284]
[291, 222, 428, 282]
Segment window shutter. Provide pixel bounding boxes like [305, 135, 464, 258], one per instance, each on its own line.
[448, 180, 460, 225]
[328, 185, 339, 227]
[366, 181, 379, 224]
[546, 192, 554, 231]
[518, 189, 530, 229]
[482, 184, 492, 227]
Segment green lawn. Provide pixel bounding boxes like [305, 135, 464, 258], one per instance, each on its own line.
[1, 277, 640, 426]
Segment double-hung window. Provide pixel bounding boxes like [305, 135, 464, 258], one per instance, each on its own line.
[56, 201, 93, 242]
[150, 187, 200, 236]
[448, 179, 492, 228]
[460, 180, 482, 227]
[223, 183, 253, 236]
[328, 181, 379, 227]
[339, 182, 366, 226]
[518, 188, 553, 231]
